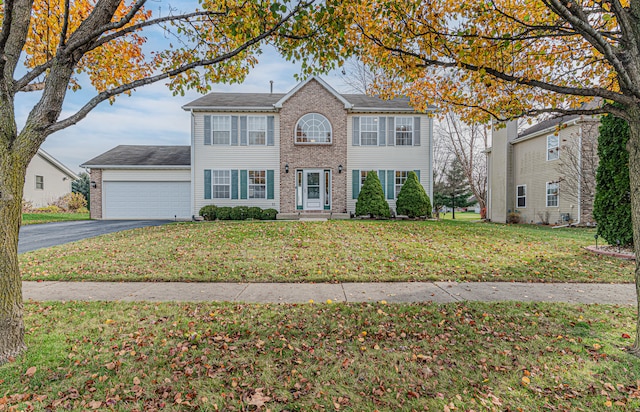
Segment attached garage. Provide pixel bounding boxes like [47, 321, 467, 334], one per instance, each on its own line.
[81, 145, 192, 220]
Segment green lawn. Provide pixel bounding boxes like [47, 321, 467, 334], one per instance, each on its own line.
[440, 211, 481, 221]
[19, 220, 634, 283]
[22, 212, 90, 225]
[1, 300, 639, 411]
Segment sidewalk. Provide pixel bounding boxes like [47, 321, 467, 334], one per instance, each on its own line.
[22, 281, 637, 305]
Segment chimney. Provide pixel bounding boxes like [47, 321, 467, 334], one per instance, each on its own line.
[270, 80, 273, 94]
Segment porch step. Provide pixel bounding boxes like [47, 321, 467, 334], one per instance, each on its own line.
[276, 212, 351, 221]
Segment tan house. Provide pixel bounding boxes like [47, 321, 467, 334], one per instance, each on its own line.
[24, 149, 79, 207]
[82, 77, 435, 219]
[487, 114, 599, 225]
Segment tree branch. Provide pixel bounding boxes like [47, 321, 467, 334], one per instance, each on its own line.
[47, 1, 308, 134]
[15, 60, 54, 92]
[58, 0, 71, 47]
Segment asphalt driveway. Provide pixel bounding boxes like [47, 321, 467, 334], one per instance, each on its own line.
[18, 220, 173, 254]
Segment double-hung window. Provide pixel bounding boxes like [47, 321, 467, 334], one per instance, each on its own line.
[395, 117, 413, 145]
[35, 175, 44, 190]
[248, 116, 266, 145]
[547, 135, 559, 161]
[546, 182, 558, 207]
[249, 170, 266, 199]
[212, 116, 231, 145]
[360, 117, 378, 146]
[516, 185, 526, 208]
[212, 170, 231, 199]
[395, 170, 409, 197]
[360, 170, 369, 188]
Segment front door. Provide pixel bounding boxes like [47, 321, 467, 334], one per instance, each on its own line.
[296, 169, 331, 211]
[304, 170, 323, 210]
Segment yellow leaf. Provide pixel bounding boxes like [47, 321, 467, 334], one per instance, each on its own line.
[521, 376, 530, 386]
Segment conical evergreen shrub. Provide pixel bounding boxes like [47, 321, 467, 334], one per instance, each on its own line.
[396, 171, 432, 218]
[355, 171, 390, 218]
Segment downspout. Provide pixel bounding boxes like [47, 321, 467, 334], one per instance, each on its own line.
[190, 109, 196, 219]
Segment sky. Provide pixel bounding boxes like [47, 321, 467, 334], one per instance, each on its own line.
[13, 3, 352, 175]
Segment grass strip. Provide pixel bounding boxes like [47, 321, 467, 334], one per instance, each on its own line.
[1, 301, 638, 411]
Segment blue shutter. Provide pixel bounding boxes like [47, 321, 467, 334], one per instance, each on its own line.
[414, 117, 421, 146]
[267, 116, 275, 146]
[387, 117, 395, 146]
[414, 170, 421, 182]
[352, 117, 360, 146]
[378, 169, 386, 197]
[231, 170, 239, 199]
[352, 169, 360, 199]
[267, 170, 275, 199]
[204, 116, 211, 145]
[378, 117, 386, 146]
[386, 170, 395, 199]
[204, 170, 212, 199]
[231, 116, 239, 146]
[240, 170, 248, 199]
[240, 116, 248, 146]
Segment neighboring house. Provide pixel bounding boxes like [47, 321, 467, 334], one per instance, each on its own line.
[82, 77, 434, 219]
[487, 114, 599, 225]
[24, 149, 79, 207]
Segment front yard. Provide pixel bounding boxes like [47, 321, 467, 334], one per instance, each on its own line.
[19, 220, 634, 283]
[1, 300, 639, 411]
[21, 212, 90, 225]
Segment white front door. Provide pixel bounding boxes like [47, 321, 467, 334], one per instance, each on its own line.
[303, 170, 323, 210]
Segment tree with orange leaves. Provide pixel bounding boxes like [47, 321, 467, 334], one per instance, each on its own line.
[0, 0, 345, 364]
[327, 0, 640, 354]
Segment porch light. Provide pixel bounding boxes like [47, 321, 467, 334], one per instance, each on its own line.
[90, 181, 97, 188]
[285, 164, 289, 173]
[338, 165, 343, 174]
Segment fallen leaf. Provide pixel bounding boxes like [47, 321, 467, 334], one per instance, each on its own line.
[247, 388, 271, 408]
[521, 376, 530, 386]
[622, 333, 631, 339]
[25, 366, 37, 377]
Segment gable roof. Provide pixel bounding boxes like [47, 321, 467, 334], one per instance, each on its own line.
[182, 77, 430, 113]
[37, 149, 80, 180]
[80, 145, 191, 168]
[516, 114, 581, 141]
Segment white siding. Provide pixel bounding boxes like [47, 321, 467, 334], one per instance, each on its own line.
[24, 153, 75, 207]
[103, 169, 190, 182]
[192, 112, 280, 213]
[346, 115, 432, 213]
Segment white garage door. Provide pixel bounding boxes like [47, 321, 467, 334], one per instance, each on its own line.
[104, 181, 191, 219]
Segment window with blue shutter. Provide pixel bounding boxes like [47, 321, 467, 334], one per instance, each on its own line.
[386, 170, 394, 199]
[378, 170, 386, 197]
[240, 170, 248, 199]
[204, 170, 212, 199]
[231, 170, 239, 199]
[267, 170, 274, 199]
[352, 169, 360, 199]
[352, 117, 360, 146]
[204, 116, 212, 145]
[231, 116, 239, 146]
[267, 116, 275, 146]
[414, 117, 421, 146]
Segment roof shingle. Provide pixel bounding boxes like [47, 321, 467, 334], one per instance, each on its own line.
[81, 145, 190, 167]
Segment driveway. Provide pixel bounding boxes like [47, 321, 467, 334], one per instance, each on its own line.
[18, 220, 173, 254]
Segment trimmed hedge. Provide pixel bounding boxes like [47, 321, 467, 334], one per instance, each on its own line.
[198, 205, 278, 221]
[355, 171, 390, 218]
[396, 171, 432, 218]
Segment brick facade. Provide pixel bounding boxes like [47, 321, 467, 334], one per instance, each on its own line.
[89, 169, 102, 219]
[279, 79, 348, 213]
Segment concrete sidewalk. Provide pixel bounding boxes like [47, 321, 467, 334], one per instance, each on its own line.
[22, 281, 637, 305]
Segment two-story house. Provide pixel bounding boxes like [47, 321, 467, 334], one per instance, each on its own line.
[82, 77, 434, 219]
[487, 114, 599, 225]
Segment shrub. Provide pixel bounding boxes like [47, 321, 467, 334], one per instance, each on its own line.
[247, 207, 263, 220]
[396, 171, 432, 218]
[355, 171, 390, 218]
[35, 205, 63, 214]
[230, 206, 249, 220]
[22, 199, 34, 213]
[261, 208, 278, 220]
[52, 192, 87, 212]
[216, 207, 233, 220]
[199, 205, 218, 221]
[507, 211, 521, 224]
[593, 112, 633, 246]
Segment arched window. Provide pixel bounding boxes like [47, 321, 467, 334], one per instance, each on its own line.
[295, 113, 332, 144]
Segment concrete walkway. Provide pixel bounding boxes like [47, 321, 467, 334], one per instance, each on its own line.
[22, 281, 637, 305]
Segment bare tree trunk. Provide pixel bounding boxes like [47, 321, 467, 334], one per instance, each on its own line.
[0, 150, 27, 364]
[626, 112, 640, 356]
